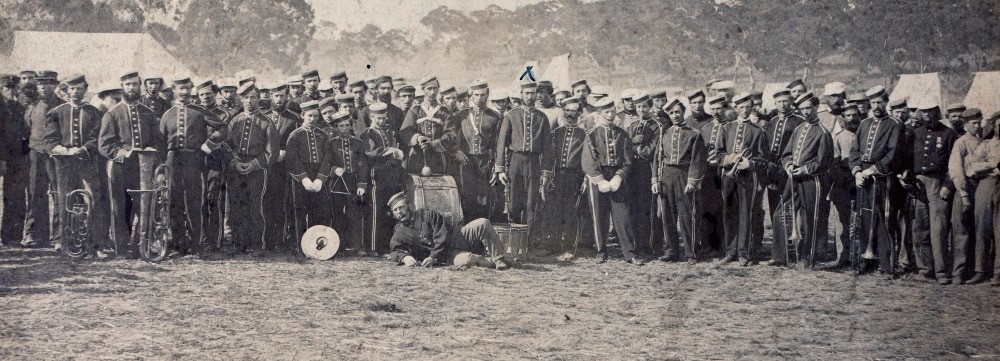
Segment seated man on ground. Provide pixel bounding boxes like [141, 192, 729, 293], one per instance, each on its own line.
[385, 192, 511, 270]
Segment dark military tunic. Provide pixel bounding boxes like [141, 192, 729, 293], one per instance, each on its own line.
[539, 123, 589, 245]
[328, 133, 370, 251]
[452, 106, 503, 222]
[652, 122, 707, 260]
[225, 110, 277, 251]
[776, 118, 834, 267]
[711, 118, 767, 260]
[849, 114, 904, 272]
[582, 123, 637, 260]
[495, 106, 550, 226]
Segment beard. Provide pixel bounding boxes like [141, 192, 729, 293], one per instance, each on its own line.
[124, 91, 140, 102]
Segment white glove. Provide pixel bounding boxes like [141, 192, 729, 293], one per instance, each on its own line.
[200, 143, 213, 154]
[392, 148, 404, 160]
[301, 178, 314, 191]
[311, 179, 324, 191]
[278, 150, 287, 162]
[609, 175, 623, 192]
[334, 167, 345, 177]
[402, 256, 417, 266]
[357, 188, 366, 197]
[51, 145, 69, 155]
[736, 158, 750, 170]
[69, 147, 83, 155]
[597, 180, 612, 193]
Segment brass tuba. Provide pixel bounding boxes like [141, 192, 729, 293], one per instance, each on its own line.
[61, 189, 93, 259]
[127, 150, 172, 262]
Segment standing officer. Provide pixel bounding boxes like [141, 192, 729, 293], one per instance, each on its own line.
[41, 74, 111, 254]
[360, 102, 406, 254]
[194, 80, 233, 251]
[225, 83, 277, 253]
[401, 75, 457, 175]
[263, 83, 301, 251]
[849, 86, 904, 276]
[99, 71, 166, 257]
[140, 76, 170, 117]
[453, 80, 503, 222]
[712, 92, 767, 267]
[158, 77, 227, 256]
[495, 81, 550, 230]
[779, 92, 834, 268]
[760, 89, 804, 266]
[285, 101, 331, 242]
[1, 74, 30, 247]
[907, 104, 958, 282]
[582, 97, 641, 265]
[24, 70, 63, 248]
[539, 96, 589, 254]
[625, 92, 660, 255]
[697, 94, 730, 254]
[327, 110, 369, 254]
[292, 70, 323, 107]
[652, 97, 707, 263]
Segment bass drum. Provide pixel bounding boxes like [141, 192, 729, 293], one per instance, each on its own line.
[404, 175, 463, 224]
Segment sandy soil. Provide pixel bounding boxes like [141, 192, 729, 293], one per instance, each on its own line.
[1, 245, 998, 361]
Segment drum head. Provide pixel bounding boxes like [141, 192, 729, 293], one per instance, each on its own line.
[300, 225, 340, 260]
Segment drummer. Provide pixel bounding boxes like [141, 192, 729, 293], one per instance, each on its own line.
[385, 192, 511, 270]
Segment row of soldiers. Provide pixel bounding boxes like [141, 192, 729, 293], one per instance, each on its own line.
[1, 69, 999, 286]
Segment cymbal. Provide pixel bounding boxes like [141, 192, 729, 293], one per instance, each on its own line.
[300, 225, 340, 260]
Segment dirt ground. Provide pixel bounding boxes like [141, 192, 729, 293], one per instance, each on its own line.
[1, 242, 998, 361]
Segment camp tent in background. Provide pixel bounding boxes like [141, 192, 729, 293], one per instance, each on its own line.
[760, 82, 788, 112]
[541, 54, 571, 91]
[10, 31, 195, 89]
[890, 73, 943, 111]
[963, 71, 1000, 118]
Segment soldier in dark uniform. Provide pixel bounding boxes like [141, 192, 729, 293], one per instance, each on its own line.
[495, 81, 550, 230]
[193, 80, 233, 251]
[760, 89, 805, 266]
[625, 92, 660, 255]
[23, 70, 63, 248]
[158, 78, 227, 256]
[401, 76, 458, 176]
[357, 76, 406, 134]
[711, 92, 768, 267]
[685, 90, 712, 130]
[652, 97, 707, 263]
[99, 72, 166, 257]
[907, 104, 958, 282]
[285, 101, 331, 243]
[649, 90, 668, 126]
[40, 74, 111, 254]
[453, 80, 503, 222]
[262, 84, 301, 251]
[333, 94, 362, 135]
[539, 96, 590, 254]
[139, 76, 170, 118]
[218, 80, 242, 116]
[269, 84, 297, 117]
[291, 70, 322, 107]
[360, 102, 406, 254]
[849, 86, 904, 276]
[285, 77, 303, 115]
[582, 97, 641, 265]
[787, 79, 807, 105]
[396, 85, 416, 114]
[697, 94, 730, 254]
[225, 83, 277, 253]
[327, 110, 370, 254]
[329, 71, 348, 96]
[348, 80, 368, 115]
[1, 74, 30, 247]
[778, 92, 834, 268]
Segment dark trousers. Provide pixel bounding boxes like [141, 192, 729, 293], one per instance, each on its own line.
[973, 176, 996, 276]
[507, 152, 540, 225]
[586, 167, 637, 260]
[167, 151, 205, 254]
[291, 177, 330, 243]
[263, 162, 293, 250]
[107, 157, 146, 253]
[25, 150, 55, 244]
[627, 159, 658, 254]
[203, 151, 228, 249]
[329, 173, 362, 250]
[370, 162, 404, 254]
[721, 170, 762, 259]
[858, 176, 895, 272]
[656, 166, 696, 260]
[773, 174, 828, 268]
[697, 167, 725, 252]
[226, 168, 266, 251]
[53, 155, 110, 250]
[828, 178, 854, 263]
[1, 156, 28, 245]
[539, 169, 591, 252]
[913, 175, 952, 278]
[459, 154, 501, 222]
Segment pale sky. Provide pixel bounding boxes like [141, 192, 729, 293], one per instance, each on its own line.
[306, 0, 554, 40]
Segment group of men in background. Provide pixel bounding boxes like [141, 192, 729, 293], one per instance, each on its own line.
[1, 68, 998, 286]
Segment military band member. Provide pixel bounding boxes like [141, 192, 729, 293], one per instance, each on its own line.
[818, 82, 847, 132]
[440, 85, 459, 114]
[157, 78, 227, 255]
[140, 76, 170, 117]
[685, 89, 712, 130]
[570, 80, 596, 115]
[537, 81, 561, 129]
[361, 102, 406, 254]
[554, 90, 571, 108]
[456, 85, 470, 110]
[649, 90, 668, 126]
[193, 80, 234, 250]
[453, 80, 503, 222]
[333, 93, 363, 135]
[539, 96, 589, 253]
[159, 86, 175, 106]
[495, 81, 551, 228]
[347, 79, 367, 112]
[218, 80, 242, 115]
[825, 103, 860, 267]
[24, 70, 63, 248]
[401, 76, 457, 175]
[749, 90, 769, 126]
[787, 79, 807, 104]
[318, 97, 339, 134]
[489, 90, 509, 117]
[286, 77, 304, 114]
[99, 71, 166, 257]
[945, 103, 967, 133]
[285, 101, 331, 242]
[262, 84, 302, 251]
[364, 76, 379, 104]
[625, 92, 660, 254]
[778, 92, 834, 268]
[582, 97, 641, 265]
[697, 94, 730, 253]
[846, 93, 870, 118]
[615, 90, 637, 129]
[292, 70, 323, 107]
[329, 71, 348, 96]
[396, 85, 416, 114]
[225, 83, 277, 253]
[651, 97, 707, 263]
[1, 74, 30, 247]
[357, 76, 406, 133]
[327, 110, 370, 253]
[413, 91, 426, 108]
[953, 109, 989, 284]
[41, 74, 111, 254]
[849, 86, 903, 275]
[712, 92, 767, 266]
[760, 89, 804, 266]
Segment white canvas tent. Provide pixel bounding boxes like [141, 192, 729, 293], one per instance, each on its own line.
[541, 54, 571, 91]
[963, 71, 1000, 118]
[890, 73, 942, 110]
[10, 31, 194, 88]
